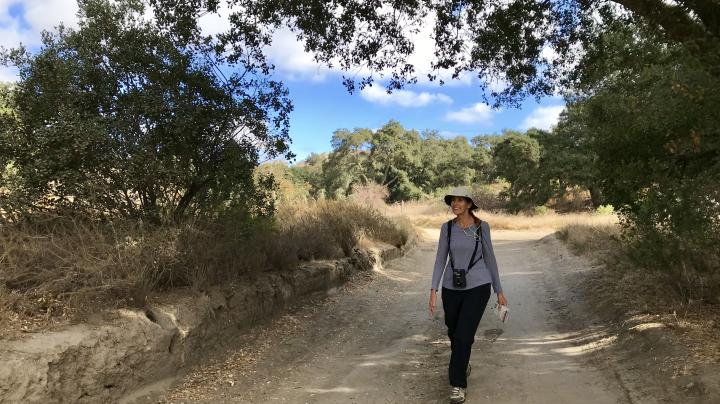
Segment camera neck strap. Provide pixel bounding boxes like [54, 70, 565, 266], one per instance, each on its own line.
[447, 219, 482, 271]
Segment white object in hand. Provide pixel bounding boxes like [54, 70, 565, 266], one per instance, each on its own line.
[495, 303, 509, 323]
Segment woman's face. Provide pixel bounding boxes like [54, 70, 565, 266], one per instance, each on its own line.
[450, 196, 471, 215]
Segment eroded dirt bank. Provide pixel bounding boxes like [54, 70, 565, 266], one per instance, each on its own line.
[0, 243, 407, 403]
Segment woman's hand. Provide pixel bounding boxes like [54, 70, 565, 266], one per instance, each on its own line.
[497, 292, 508, 307]
[429, 289, 437, 317]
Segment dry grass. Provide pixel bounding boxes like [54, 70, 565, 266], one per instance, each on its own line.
[276, 200, 415, 258]
[384, 201, 618, 230]
[383, 199, 448, 217]
[556, 223, 622, 255]
[0, 201, 413, 337]
[348, 183, 390, 210]
[557, 223, 720, 365]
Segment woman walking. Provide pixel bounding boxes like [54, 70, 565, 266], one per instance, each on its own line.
[428, 187, 507, 403]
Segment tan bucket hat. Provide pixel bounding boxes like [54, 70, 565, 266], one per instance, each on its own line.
[444, 187, 479, 211]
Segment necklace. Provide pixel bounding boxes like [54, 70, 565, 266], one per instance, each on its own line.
[462, 225, 481, 241]
[455, 219, 480, 241]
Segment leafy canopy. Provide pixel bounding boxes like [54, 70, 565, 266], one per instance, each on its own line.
[0, 0, 292, 223]
[152, 0, 720, 106]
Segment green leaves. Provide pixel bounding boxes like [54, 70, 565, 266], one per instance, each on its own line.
[0, 0, 291, 223]
[315, 121, 487, 202]
[556, 20, 720, 284]
[150, 0, 719, 106]
[491, 132, 544, 212]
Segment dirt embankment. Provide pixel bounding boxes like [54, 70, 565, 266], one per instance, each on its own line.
[543, 233, 720, 403]
[0, 241, 410, 403]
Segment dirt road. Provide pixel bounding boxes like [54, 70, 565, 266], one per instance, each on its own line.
[140, 228, 638, 403]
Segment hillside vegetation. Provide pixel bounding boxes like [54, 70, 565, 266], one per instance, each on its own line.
[1, 0, 718, 334]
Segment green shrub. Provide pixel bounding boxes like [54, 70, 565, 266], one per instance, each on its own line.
[595, 204, 614, 215]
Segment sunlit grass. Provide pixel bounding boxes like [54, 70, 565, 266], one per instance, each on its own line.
[383, 200, 618, 230]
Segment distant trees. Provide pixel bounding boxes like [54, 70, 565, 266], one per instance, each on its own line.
[320, 128, 373, 200]
[288, 153, 327, 199]
[296, 121, 498, 203]
[536, 111, 603, 209]
[490, 120, 606, 213]
[491, 132, 545, 212]
[285, 120, 606, 212]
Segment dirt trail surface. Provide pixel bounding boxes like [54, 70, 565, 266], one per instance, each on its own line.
[134, 228, 641, 404]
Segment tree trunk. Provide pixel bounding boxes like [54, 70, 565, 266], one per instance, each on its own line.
[173, 184, 199, 224]
[589, 185, 604, 209]
[173, 178, 212, 223]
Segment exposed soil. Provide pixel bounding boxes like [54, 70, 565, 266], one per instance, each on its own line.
[120, 227, 716, 403]
[550, 233, 720, 403]
[0, 246, 393, 403]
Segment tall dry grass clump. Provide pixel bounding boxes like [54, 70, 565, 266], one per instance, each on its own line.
[558, 221, 720, 305]
[348, 183, 390, 209]
[556, 223, 622, 256]
[0, 201, 413, 333]
[277, 200, 413, 258]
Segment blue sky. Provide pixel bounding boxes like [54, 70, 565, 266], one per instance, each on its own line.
[0, 0, 566, 162]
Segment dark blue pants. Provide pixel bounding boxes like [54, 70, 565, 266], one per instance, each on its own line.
[441, 283, 492, 388]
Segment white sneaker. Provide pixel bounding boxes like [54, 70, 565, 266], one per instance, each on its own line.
[450, 386, 466, 403]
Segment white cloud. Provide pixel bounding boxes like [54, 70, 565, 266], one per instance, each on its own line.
[23, 0, 78, 33]
[405, 14, 473, 87]
[540, 45, 558, 63]
[0, 5, 30, 49]
[0, 2, 474, 88]
[264, 12, 477, 87]
[1, 0, 78, 51]
[265, 28, 334, 82]
[0, 2, 474, 89]
[1, 0, 226, 50]
[360, 85, 452, 108]
[485, 73, 509, 94]
[197, 2, 232, 38]
[444, 103, 494, 124]
[0, 24, 27, 50]
[0, 66, 18, 82]
[520, 105, 565, 130]
[0, 1, 77, 81]
[0, 68, 16, 83]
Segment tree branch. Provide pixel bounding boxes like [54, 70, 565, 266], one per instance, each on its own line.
[678, 0, 720, 37]
[611, 0, 714, 43]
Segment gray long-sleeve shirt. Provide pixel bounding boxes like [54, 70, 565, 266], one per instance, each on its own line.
[431, 220, 503, 293]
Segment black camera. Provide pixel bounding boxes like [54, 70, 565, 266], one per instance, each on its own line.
[452, 268, 467, 288]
